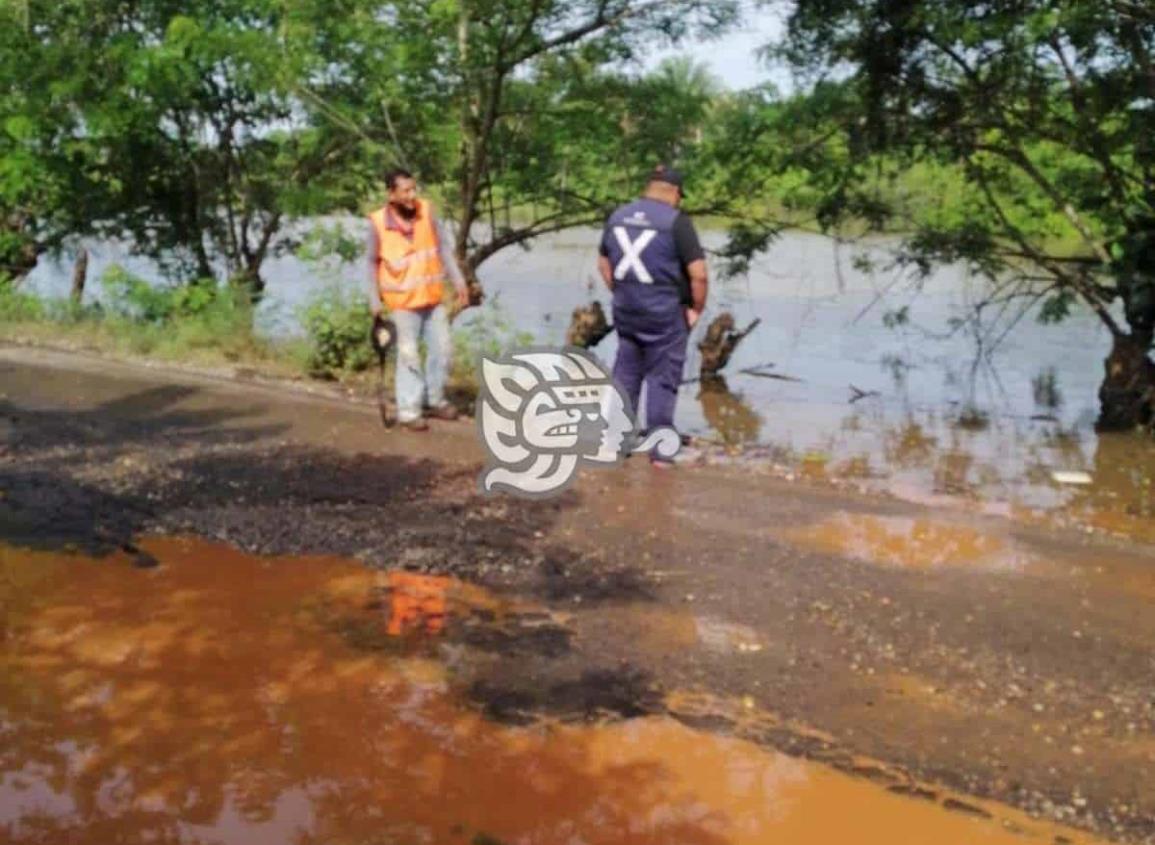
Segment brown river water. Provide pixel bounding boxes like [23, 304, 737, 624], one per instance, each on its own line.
[0, 537, 1114, 845]
[25, 224, 1155, 534]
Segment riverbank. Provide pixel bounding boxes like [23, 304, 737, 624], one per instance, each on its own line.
[4, 316, 1153, 551]
[3, 342, 1154, 843]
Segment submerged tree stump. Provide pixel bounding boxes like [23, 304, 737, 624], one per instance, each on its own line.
[1097, 333, 1155, 431]
[566, 301, 613, 349]
[698, 313, 762, 378]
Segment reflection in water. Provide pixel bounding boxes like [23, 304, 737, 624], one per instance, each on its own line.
[0, 539, 1108, 845]
[750, 398, 1155, 543]
[381, 571, 452, 636]
[1032, 367, 1063, 413]
[933, 445, 976, 496]
[1058, 433, 1155, 541]
[883, 419, 938, 469]
[697, 376, 762, 448]
[785, 513, 1036, 572]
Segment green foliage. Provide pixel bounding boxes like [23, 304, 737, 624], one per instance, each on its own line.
[92, 265, 258, 358]
[297, 223, 363, 268]
[0, 0, 397, 296]
[300, 286, 374, 379]
[2, 0, 747, 309]
[451, 305, 535, 387]
[0, 282, 44, 321]
[388, 0, 742, 280]
[100, 266, 242, 325]
[1038, 289, 1078, 325]
[768, 0, 1155, 346]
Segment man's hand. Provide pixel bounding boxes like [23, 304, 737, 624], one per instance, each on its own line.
[456, 285, 470, 309]
[597, 255, 614, 291]
[685, 306, 702, 329]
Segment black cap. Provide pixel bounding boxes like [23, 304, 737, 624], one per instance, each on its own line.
[647, 163, 686, 195]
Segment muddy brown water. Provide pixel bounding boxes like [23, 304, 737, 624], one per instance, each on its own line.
[0, 537, 1112, 845]
[25, 225, 1155, 530]
[783, 513, 1039, 572]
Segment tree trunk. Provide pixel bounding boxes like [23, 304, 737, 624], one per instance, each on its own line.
[698, 313, 762, 378]
[70, 247, 88, 305]
[232, 264, 265, 305]
[1, 212, 42, 283]
[565, 301, 612, 348]
[1097, 333, 1155, 431]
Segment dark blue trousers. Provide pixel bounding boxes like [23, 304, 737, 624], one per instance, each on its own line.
[612, 308, 689, 440]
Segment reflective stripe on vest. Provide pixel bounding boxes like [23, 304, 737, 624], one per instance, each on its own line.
[369, 199, 446, 310]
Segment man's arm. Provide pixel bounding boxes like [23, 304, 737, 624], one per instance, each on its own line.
[596, 231, 614, 291]
[686, 258, 708, 311]
[673, 213, 708, 324]
[367, 224, 382, 315]
[433, 212, 470, 307]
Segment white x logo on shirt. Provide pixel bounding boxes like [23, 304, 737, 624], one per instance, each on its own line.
[612, 226, 656, 284]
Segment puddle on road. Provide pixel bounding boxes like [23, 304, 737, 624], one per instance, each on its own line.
[592, 606, 766, 657]
[0, 537, 1104, 844]
[784, 513, 1036, 572]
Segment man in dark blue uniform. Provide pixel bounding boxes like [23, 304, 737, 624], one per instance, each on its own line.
[597, 164, 709, 468]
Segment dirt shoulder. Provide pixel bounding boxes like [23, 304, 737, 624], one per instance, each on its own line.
[3, 342, 1153, 844]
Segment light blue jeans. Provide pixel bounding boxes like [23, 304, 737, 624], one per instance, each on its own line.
[392, 303, 452, 422]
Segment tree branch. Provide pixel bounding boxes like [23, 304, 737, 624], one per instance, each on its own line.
[975, 142, 1113, 267]
[970, 159, 1124, 338]
[1047, 33, 1129, 211]
[507, 0, 547, 54]
[469, 211, 607, 267]
[503, 0, 675, 72]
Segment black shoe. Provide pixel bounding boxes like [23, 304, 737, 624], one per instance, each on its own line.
[424, 403, 459, 421]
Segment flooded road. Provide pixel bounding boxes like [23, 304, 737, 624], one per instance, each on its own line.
[24, 223, 1155, 527]
[4, 347, 1155, 841]
[0, 538, 1112, 845]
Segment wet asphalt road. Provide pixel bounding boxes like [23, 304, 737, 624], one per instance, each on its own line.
[2, 343, 1154, 843]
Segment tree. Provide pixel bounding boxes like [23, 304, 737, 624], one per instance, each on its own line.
[768, 0, 1155, 430]
[2, 0, 390, 299]
[0, 0, 109, 285]
[360, 0, 742, 311]
[90, 0, 386, 299]
[4, 0, 742, 312]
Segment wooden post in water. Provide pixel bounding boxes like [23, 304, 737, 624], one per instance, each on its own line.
[565, 301, 613, 349]
[699, 313, 762, 378]
[70, 247, 88, 305]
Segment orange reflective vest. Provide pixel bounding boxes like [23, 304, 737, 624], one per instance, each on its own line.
[369, 198, 446, 311]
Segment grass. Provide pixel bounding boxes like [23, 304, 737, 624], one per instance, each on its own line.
[0, 272, 533, 409]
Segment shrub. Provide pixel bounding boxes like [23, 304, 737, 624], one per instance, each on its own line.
[100, 265, 231, 324]
[300, 285, 375, 379]
[0, 281, 45, 321]
[451, 303, 536, 389]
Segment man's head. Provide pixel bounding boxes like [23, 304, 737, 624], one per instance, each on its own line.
[643, 163, 685, 208]
[386, 167, 418, 216]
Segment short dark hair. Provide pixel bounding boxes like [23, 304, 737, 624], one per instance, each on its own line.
[385, 167, 414, 190]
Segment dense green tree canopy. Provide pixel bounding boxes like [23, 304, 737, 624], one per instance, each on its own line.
[768, 0, 1155, 426]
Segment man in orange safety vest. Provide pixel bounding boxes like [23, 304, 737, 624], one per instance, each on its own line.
[367, 168, 471, 431]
